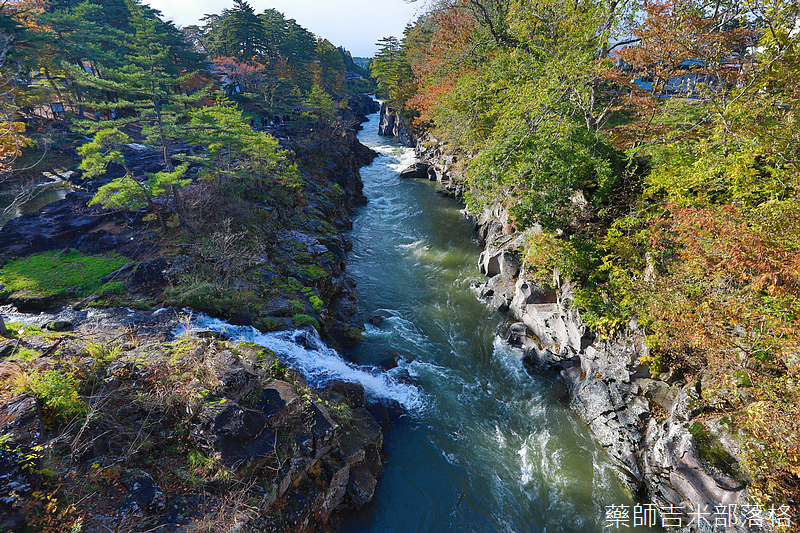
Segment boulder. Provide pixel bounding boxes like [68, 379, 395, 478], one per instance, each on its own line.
[191, 399, 275, 467]
[132, 259, 168, 293]
[255, 380, 303, 428]
[262, 297, 292, 317]
[120, 470, 165, 514]
[227, 307, 252, 326]
[327, 381, 366, 408]
[0, 394, 43, 448]
[302, 402, 339, 455]
[478, 248, 521, 278]
[0, 446, 37, 532]
[478, 274, 517, 313]
[643, 417, 750, 530]
[208, 350, 260, 403]
[312, 455, 351, 520]
[45, 320, 72, 332]
[347, 465, 378, 507]
[399, 162, 430, 180]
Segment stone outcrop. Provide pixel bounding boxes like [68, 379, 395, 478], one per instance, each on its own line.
[471, 204, 764, 531]
[0, 97, 392, 533]
[412, 133, 465, 198]
[377, 103, 415, 146]
[0, 316, 385, 533]
[399, 162, 432, 180]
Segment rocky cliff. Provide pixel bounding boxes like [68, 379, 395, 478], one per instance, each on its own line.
[0, 99, 391, 532]
[377, 103, 415, 147]
[0, 307, 385, 532]
[470, 204, 767, 532]
[406, 133, 775, 529]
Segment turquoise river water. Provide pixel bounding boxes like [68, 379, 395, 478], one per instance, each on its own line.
[191, 108, 652, 533]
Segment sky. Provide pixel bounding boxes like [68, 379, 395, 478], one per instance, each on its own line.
[143, 0, 430, 58]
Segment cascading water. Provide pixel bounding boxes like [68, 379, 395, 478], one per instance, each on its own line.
[335, 107, 652, 533]
[179, 314, 422, 411]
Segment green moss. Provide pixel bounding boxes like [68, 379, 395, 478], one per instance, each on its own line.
[689, 422, 743, 481]
[734, 369, 752, 387]
[13, 348, 41, 360]
[0, 250, 128, 301]
[101, 281, 125, 295]
[309, 295, 324, 311]
[292, 314, 319, 330]
[291, 263, 327, 281]
[3, 322, 70, 340]
[163, 283, 259, 316]
[267, 358, 288, 380]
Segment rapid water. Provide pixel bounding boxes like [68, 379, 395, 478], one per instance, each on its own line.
[337, 110, 647, 533]
[185, 108, 649, 532]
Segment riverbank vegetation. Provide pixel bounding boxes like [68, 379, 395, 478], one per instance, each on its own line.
[0, 1, 383, 530]
[0, 0, 376, 325]
[372, 0, 800, 513]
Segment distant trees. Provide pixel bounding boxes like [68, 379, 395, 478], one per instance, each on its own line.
[370, 35, 414, 108]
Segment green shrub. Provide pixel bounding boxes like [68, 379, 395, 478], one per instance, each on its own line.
[18, 369, 86, 422]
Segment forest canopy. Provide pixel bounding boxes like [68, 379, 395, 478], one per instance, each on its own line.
[372, 0, 800, 509]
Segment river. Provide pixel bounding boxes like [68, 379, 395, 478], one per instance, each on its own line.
[336, 109, 646, 533]
[0, 181, 70, 228]
[187, 108, 651, 532]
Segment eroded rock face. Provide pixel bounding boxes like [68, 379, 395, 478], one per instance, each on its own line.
[471, 205, 765, 531]
[0, 392, 44, 531]
[0, 394, 44, 448]
[399, 162, 431, 180]
[181, 346, 385, 532]
[378, 103, 415, 147]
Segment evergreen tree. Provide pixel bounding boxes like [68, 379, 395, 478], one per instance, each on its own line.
[79, 128, 189, 233]
[314, 39, 345, 94]
[74, 0, 208, 222]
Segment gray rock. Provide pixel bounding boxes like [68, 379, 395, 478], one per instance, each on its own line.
[643, 418, 752, 532]
[209, 350, 260, 403]
[0, 394, 43, 448]
[478, 249, 521, 278]
[255, 380, 303, 428]
[347, 465, 378, 507]
[191, 399, 275, 467]
[45, 320, 72, 332]
[121, 470, 165, 514]
[399, 162, 430, 179]
[262, 297, 292, 317]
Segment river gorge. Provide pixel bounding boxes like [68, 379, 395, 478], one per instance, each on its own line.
[338, 108, 644, 532]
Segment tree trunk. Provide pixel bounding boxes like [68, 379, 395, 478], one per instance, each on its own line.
[0, 315, 7, 336]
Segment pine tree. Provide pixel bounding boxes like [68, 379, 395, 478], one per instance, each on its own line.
[74, 0, 208, 225]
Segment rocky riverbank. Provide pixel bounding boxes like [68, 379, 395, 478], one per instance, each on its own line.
[0, 95, 392, 533]
[377, 103, 415, 147]
[0, 306, 386, 532]
[404, 133, 771, 532]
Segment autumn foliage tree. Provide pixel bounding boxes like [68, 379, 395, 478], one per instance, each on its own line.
[375, 0, 800, 509]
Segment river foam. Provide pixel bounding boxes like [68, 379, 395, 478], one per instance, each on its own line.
[177, 313, 423, 411]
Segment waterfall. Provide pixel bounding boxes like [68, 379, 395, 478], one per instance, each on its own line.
[177, 313, 423, 411]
